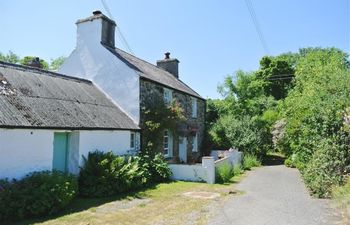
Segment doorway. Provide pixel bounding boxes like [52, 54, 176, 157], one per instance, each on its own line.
[53, 132, 69, 172]
[179, 136, 187, 163]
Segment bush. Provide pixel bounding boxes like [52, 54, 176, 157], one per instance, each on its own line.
[216, 163, 233, 183]
[284, 157, 294, 168]
[243, 153, 261, 170]
[210, 114, 271, 157]
[302, 137, 349, 198]
[0, 171, 77, 222]
[79, 151, 172, 197]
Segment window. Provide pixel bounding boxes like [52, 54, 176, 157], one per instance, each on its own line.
[163, 88, 172, 105]
[191, 97, 197, 118]
[192, 133, 198, 152]
[163, 129, 173, 157]
[130, 132, 135, 149]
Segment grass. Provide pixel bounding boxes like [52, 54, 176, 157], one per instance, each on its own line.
[332, 179, 350, 224]
[242, 153, 262, 170]
[13, 180, 242, 225]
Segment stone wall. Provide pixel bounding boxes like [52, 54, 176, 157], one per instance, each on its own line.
[140, 79, 205, 163]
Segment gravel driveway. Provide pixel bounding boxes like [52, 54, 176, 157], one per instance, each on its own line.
[208, 165, 340, 225]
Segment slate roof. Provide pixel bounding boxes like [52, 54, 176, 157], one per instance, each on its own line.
[103, 45, 204, 100]
[0, 61, 139, 130]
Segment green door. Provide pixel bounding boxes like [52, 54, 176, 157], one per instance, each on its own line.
[53, 133, 68, 172]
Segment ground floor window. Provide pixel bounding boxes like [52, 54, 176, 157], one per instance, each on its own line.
[164, 129, 173, 157]
[192, 133, 198, 152]
[130, 132, 135, 149]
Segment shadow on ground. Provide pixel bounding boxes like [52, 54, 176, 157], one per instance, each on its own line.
[262, 153, 286, 166]
[10, 182, 162, 225]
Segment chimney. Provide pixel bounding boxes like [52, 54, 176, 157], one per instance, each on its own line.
[156, 52, 179, 78]
[27, 57, 43, 69]
[76, 10, 116, 48]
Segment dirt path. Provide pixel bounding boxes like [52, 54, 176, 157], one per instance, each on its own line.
[208, 165, 340, 225]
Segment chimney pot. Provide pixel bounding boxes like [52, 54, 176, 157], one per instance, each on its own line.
[157, 53, 179, 78]
[93, 10, 102, 15]
[27, 57, 43, 69]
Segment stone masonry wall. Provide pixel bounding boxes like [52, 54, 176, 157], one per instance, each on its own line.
[140, 79, 205, 163]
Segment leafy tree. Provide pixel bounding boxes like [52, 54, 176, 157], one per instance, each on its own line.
[50, 56, 66, 71]
[0, 51, 20, 64]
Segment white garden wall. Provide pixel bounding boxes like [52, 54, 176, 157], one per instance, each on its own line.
[0, 129, 53, 180]
[169, 150, 242, 184]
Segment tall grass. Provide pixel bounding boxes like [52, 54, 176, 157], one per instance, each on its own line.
[332, 179, 350, 223]
[243, 153, 261, 170]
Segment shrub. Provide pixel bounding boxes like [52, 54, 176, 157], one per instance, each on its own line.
[0, 171, 77, 222]
[79, 151, 172, 197]
[284, 157, 294, 168]
[302, 137, 350, 198]
[216, 163, 233, 183]
[243, 153, 261, 170]
[232, 164, 243, 176]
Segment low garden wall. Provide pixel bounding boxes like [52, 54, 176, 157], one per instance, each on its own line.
[169, 150, 242, 184]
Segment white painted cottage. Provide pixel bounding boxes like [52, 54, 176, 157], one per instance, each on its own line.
[59, 11, 206, 163]
[0, 61, 140, 180]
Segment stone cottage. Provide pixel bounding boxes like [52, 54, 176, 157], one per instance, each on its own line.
[59, 11, 206, 163]
[0, 61, 140, 179]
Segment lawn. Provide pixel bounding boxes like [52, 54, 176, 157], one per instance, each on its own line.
[14, 177, 244, 225]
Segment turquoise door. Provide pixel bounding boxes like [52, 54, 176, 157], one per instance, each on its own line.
[53, 133, 68, 172]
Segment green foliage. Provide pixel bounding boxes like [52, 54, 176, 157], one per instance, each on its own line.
[78, 151, 172, 197]
[50, 56, 66, 71]
[232, 164, 243, 176]
[20, 56, 49, 70]
[141, 93, 185, 155]
[332, 178, 350, 222]
[210, 114, 271, 156]
[216, 163, 234, 183]
[242, 153, 261, 170]
[0, 51, 20, 63]
[0, 171, 77, 222]
[284, 157, 295, 168]
[302, 136, 350, 198]
[0, 51, 65, 71]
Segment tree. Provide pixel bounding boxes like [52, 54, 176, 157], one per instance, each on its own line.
[50, 56, 66, 71]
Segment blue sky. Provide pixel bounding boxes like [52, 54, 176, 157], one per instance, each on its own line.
[1, 0, 349, 99]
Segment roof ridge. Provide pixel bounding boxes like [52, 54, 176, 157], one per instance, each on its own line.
[0, 61, 92, 84]
[113, 47, 204, 99]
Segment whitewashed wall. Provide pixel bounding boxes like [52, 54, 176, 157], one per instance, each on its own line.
[59, 18, 140, 123]
[0, 129, 138, 179]
[78, 130, 136, 166]
[0, 129, 53, 180]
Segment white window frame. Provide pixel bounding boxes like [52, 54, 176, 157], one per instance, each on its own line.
[192, 133, 198, 152]
[163, 88, 173, 105]
[163, 129, 173, 157]
[191, 97, 197, 118]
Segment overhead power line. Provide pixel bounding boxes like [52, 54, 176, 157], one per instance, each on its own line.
[101, 0, 134, 54]
[244, 0, 270, 55]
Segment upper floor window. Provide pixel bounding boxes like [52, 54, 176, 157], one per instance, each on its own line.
[163, 88, 173, 105]
[163, 129, 173, 157]
[192, 133, 198, 152]
[191, 97, 197, 118]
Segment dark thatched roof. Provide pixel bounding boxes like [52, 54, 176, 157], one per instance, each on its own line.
[0, 61, 139, 130]
[103, 45, 204, 100]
